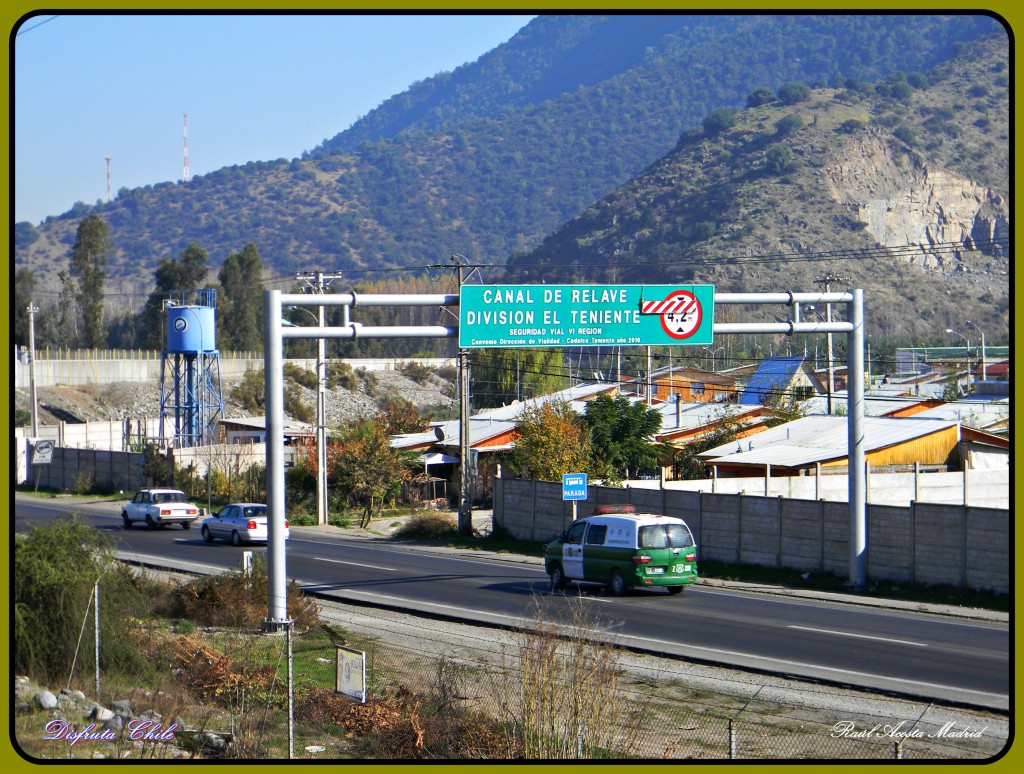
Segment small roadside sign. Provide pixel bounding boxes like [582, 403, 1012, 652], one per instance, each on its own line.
[32, 440, 54, 466]
[563, 473, 588, 501]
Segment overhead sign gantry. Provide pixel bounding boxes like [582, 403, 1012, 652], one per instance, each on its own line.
[459, 284, 715, 348]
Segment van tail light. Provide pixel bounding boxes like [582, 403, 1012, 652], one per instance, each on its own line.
[685, 552, 697, 562]
[633, 555, 651, 564]
[247, 520, 258, 530]
[284, 520, 289, 529]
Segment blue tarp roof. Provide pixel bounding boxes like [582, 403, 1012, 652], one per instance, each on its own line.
[738, 356, 807, 405]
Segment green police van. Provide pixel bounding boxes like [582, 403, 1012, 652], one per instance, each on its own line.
[544, 505, 698, 595]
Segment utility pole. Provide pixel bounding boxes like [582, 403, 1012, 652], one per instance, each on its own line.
[815, 272, 850, 414]
[431, 255, 486, 536]
[965, 320, 986, 385]
[28, 302, 39, 437]
[295, 271, 345, 526]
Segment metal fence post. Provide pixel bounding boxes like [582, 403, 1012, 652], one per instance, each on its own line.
[728, 718, 737, 759]
[94, 580, 101, 700]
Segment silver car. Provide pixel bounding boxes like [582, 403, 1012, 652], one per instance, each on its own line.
[200, 503, 289, 546]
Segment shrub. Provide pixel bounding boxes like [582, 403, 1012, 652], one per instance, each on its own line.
[775, 113, 803, 137]
[392, 513, 458, 540]
[893, 125, 916, 146]
[746, 87, 775, 108]
[702, 108, 736, 136]
[777, 81, 810, 105]
[14, 518, 157, 683]
[399, 361, 434, 385]
[162, 558, 320, 631]
[764, 143, 793, 174]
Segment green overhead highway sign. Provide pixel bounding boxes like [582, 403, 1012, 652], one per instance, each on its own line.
[459, 284, 715, 348]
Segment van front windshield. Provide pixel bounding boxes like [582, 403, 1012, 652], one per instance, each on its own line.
[639, 524, 694, 549]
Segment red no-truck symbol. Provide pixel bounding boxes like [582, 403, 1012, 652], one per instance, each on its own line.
[640, 290, 703, 340]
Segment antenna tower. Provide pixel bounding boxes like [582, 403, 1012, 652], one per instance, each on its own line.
[182, 113, 190, 183]
[104, 155, 112, 202]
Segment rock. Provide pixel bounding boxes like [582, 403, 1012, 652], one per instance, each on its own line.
[90, 706, 115, 722]
[109, 699, 132, 714]
[197, 731, 229, 754]
[34, 691, 58, 710]
[71, 690, 88, 702]
[103, 715, 124, 733]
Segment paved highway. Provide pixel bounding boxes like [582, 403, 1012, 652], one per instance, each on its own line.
[14, 496, 1009, 711]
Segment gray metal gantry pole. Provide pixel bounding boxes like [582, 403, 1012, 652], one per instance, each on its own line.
[846, 289, 867, 589]
[265, 290, 288, 629]
[713, 290, 865, 590]
[263, 290, 459, 629]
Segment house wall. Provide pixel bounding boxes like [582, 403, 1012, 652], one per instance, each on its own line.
[493, 477, 1009, 592]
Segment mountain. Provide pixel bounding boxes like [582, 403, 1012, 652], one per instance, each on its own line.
[15, 14, 1004, 305]
[504, 33, 1010, 344]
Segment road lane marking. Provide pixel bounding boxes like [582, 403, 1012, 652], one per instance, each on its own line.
[123, 553, 226, 573]
[314, 557, 401, 572]
[611, 633, 1005, 703]
[787, 625, 927, 647]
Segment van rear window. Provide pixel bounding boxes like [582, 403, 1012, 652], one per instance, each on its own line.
[639, 524, 694, 549]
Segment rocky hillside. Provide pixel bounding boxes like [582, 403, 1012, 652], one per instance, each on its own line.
[505, 33, 1010, 344]
[15, 15, 1003, 298]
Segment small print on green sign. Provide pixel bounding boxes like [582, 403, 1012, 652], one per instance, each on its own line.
[459, 284, 714, 348]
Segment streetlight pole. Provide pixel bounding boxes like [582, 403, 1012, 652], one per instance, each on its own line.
[964, 320, 986, 384]
[945, 328, 971, 394]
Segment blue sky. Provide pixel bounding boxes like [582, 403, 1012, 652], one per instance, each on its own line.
[12, 13, 535, 225]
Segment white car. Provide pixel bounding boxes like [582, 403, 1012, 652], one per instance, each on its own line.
[200, 503, 289, 546]
[122, 489, 200, 530]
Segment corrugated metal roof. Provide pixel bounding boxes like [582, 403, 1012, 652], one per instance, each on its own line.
[699, 415, 959, 467]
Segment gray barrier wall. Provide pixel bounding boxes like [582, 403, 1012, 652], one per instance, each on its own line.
[25, 446, 147, 494]
[493, 477, 1009, 593]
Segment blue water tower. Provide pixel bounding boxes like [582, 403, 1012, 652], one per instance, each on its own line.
[159, 289, 225, 447]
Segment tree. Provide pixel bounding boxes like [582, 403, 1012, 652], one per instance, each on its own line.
[136, 241, 211, 349]
[327, 417, 411, 527]
[702, 108, 736, 136]
[776, 81, 810, 105]
[14, 267, 35, 347]
[380, 397, 429, 435]
[775, 113, 803, 137]
[582, 393, 662, 483]
[471, 348, 567, 409]
[746, 87, 775, 108]
[507, 400, 592, 482]
[218, 242, 265, 351]
[68, 215, 112, 347]
[765, 143, 793, 174]
[669, 411, 741, 480]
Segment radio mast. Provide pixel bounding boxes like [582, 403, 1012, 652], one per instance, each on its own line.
[182, 113, 190, 183]
[104, 155, 112, 202]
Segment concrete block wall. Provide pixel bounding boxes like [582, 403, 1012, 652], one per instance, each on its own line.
[866, 505, 914, 583]
[779, 499, 824, 571]
[965, 508, 1012, 591]
[28, 447, 147, 493]
[912, 503, 967, 587]
[493, 478, 1008, 592]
